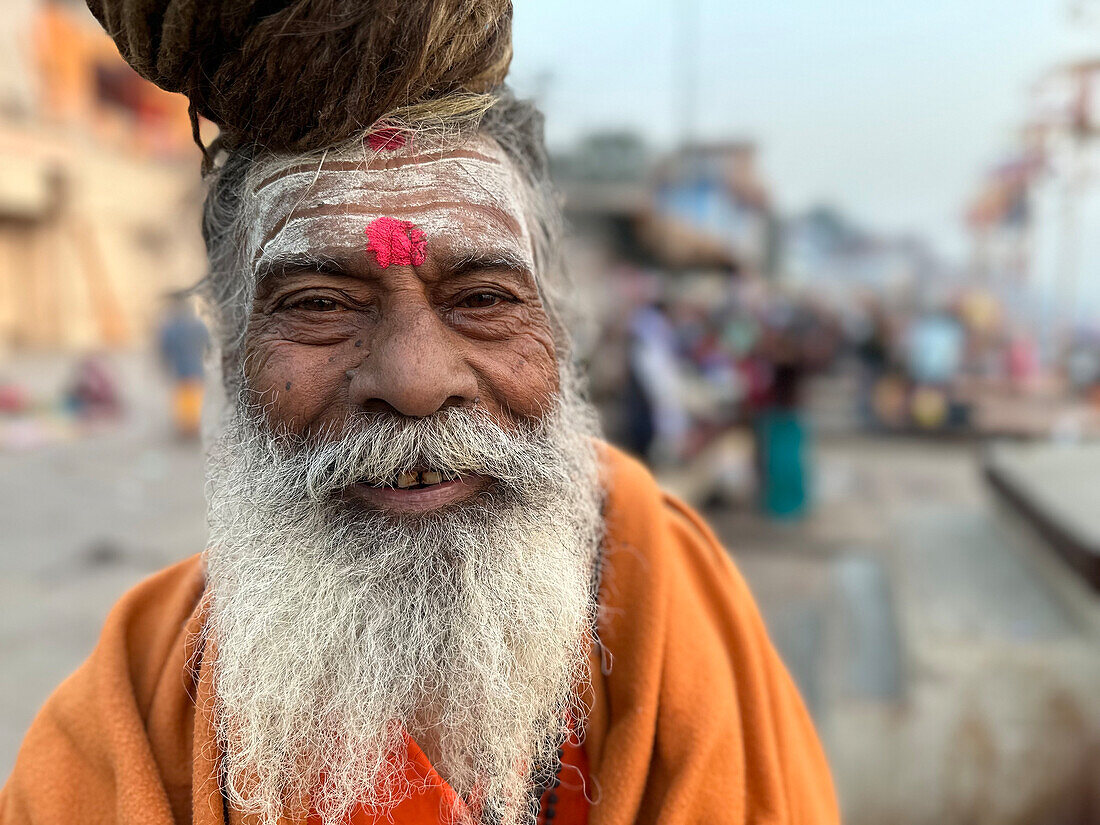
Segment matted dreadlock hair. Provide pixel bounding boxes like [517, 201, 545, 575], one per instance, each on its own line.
[83, 1, 577, 395]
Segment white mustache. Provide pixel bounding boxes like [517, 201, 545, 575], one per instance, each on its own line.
[254, 405, 568, 502]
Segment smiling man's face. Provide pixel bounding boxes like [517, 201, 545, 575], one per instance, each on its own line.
[204, 129, 605, 825]
[240, 134, 560, 513]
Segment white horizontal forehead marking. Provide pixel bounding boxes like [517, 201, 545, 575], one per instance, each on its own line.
[251, 150, 504, 195]
[242, 137, 534, 276]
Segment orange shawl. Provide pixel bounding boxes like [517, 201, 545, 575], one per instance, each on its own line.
[1, 444, 837, 824]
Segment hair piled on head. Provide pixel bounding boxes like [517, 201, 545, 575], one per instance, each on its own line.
[85, 0, 514, 154]
[199, 90, 575, 394]
[84, 0, 574, 394]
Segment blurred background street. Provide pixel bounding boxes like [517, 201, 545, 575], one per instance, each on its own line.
[2, 1, 1100, 823]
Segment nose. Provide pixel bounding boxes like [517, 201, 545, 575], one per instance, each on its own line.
[349, 302, 479, 418]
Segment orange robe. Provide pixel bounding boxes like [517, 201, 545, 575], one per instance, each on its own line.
[1, 445, 838, 824]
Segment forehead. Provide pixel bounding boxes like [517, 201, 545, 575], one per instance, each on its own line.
[241, 134, 532, 274]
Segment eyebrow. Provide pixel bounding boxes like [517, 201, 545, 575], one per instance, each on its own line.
[253, 249, 532, 287]
[254, 252, 349, 284]
[443, 250, 532, 277]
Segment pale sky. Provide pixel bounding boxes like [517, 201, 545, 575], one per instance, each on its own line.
[510, 1, 1098, 262]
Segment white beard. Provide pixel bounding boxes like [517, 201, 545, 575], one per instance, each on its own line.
[203, 385, 604, 825]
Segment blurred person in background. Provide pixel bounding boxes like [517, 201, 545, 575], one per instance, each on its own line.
[905, 310, 965, 388]
[1066, 332, 1100, 402]
[852, 297, 893, 429]
[1, 3, 837, 824]
[624, 299, 690, 464]
[904, 310, 965, 430]
[1005, 327, 1040, 391]
[156, 293, 209, 439]
[748, 300, 837, 520]
[62, 352, 121, 422]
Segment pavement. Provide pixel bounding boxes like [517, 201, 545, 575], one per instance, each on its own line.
[2, 352, 1099, 823]
[715, 436, 1100, 825]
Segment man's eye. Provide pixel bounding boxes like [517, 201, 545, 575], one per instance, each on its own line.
[290, 297, 340, 312]
[458, 293, 505, 309]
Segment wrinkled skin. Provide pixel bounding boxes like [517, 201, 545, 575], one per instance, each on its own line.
[241, 137, 560, 443]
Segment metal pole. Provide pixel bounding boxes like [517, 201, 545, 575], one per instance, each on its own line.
[677, 0, 699, 150]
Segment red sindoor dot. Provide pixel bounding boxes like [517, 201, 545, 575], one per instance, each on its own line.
[367, 128, 407, 152]
[365, 217, 427, 268]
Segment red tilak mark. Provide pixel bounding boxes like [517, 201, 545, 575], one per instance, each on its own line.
[367, 128, 407, 152]
[365, 217, 427, 268]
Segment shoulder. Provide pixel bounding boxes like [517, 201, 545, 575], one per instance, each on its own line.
[597, 442, 750, 611]
[101, 555, 208, 701]
[24, 553, 205, 728]
[593, 443, 838, 823]
[109, 554, 206, 627]
[38, 554, 206, 720]
[1, 557, 206, 823]
[596, 441, 772, 685]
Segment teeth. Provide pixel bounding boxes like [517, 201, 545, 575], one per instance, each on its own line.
[421, 470, 443, 485]
[396, 471, 419, 489]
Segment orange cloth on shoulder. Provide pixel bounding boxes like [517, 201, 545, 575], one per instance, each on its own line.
[1, 444, 837, 824]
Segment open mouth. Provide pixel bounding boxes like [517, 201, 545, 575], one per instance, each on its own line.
[363, 467, 454, 490]
[347, 467, 490, 512]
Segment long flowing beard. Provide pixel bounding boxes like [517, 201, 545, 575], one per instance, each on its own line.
[203, 385, 604, 825]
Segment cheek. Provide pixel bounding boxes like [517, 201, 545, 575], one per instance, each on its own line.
[470, 314, 560, 421]
[243, 332, 348, 432]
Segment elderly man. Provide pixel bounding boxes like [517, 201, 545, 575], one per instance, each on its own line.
[2, 2, 836, 824]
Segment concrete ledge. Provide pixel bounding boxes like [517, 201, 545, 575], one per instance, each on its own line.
[984, 442, 1100, 593]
